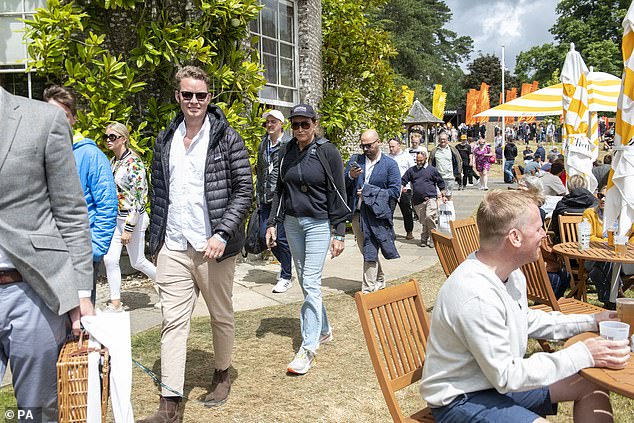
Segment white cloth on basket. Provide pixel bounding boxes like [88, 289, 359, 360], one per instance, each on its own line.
[82, 311, 134, 423]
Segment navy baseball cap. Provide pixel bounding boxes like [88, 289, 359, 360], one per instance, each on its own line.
[289, 103, 316, 119]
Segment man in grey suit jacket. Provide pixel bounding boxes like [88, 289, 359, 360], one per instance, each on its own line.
[0, 87, 95, 422]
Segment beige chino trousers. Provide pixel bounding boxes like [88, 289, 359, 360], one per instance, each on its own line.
[351, 212, 385, 294]
[156, 245, 236, 397]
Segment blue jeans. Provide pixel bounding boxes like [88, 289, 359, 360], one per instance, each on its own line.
[259, 203, 292, 280]
[283, 215, 332, 353]
[431, 387, 557, 423]
[504, 159, 515, 183]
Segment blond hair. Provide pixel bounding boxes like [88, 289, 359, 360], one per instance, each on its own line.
[477, 190, 539, 247]
[175, 65, 210, 89]
[106, 121, 131, 148]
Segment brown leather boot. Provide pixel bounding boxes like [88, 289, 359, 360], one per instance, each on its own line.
[203, 368, 232, 408]
[136, 396, 181, 423]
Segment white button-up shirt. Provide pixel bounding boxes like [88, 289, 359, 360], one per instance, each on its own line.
[364, 151, 382, 185]
[165, 117, 212, 251]
[0, 246, 14, 269]
[389, 150, 415, 190]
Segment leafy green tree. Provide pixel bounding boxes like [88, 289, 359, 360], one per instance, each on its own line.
[515, 43, 566, 85]
[374, 0, 473, 109]
[515, 0, 629, 82]
[321, 0, 410, 150]
[464, 54, 519, 107]
[24, 0, 266, 165]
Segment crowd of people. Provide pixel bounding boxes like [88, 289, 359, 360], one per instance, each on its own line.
[1, 66, 632, 423]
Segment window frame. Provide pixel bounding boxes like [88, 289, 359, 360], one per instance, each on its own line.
[251, 0, 299, 108]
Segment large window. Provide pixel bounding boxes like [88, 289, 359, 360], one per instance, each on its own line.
[0, 0, 46, 97]
[250, 0, 298, 108]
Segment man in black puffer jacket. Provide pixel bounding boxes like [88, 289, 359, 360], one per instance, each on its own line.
[141, 66, 252, 423]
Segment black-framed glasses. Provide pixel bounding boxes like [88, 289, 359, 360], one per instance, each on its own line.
[291, 121, 312, 130]
[597, 193, 606, 199]
[103, 133, 123, 142]
[360, 139, 379, 150]
[179, 91, 209, 101]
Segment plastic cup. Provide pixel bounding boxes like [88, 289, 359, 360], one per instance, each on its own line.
[617, 298, 634, 338]
[599, 321, 630, 341]
[607, 229, 615, 247]
[615, 235, 628, 257]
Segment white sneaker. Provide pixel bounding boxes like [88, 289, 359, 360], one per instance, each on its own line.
[272, 278, 292, 293]
[318, 331, 333, 347]
[287, 348, 315, 374]
[104, 302, 124, 313]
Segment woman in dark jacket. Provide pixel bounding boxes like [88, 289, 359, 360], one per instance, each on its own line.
[550, 174, 598, 244]
[266, 104, 350, 375]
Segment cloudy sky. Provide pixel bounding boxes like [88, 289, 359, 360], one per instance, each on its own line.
[444, 0, 559, 71]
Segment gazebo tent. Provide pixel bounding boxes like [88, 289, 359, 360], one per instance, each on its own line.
[404, 99, 444, 149]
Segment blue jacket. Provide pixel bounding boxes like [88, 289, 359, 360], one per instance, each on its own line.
[73, 137, 118, 261]
[344, 153, 401, 214]
[345, 153, 401, 262]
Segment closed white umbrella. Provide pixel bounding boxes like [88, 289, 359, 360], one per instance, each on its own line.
[561, 43, 597, 192]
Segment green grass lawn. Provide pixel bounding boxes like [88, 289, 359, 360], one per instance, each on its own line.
[2, 263, 634, 422]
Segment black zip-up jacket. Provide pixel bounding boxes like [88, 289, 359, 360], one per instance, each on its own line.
[256, 132, 292, 204]
[504, 142, 518, 161]
[149, 105, 253, 260]
[267, 137, 350, 237]
[551, 188, 598, 244]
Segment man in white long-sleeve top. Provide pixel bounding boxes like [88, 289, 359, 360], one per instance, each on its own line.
[420, 190, 630, 423]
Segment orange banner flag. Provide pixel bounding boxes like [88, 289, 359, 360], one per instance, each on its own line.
[466, 89, 478, 125]
[505, 88, 517, 125]
[522, 81, 540, 123]
[477, 82, 490, 123]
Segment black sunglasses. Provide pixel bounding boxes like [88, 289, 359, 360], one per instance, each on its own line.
[291, 121, 312, 130]
[360, 139, 379, 150]
[179, 91, 209, 101]
[103, 133, 123, 142]
[597, 193, 605, 199]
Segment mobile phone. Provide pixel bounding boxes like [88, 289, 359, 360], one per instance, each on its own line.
[350, 161, 361, 170]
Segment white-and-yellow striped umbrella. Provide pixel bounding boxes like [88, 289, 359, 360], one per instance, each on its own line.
[475, 72, 620, 117]
[604, 1, 634, 241]
[561, 44, 598, 191]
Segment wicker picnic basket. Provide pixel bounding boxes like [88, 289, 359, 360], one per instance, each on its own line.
[56, 333, 110, 423]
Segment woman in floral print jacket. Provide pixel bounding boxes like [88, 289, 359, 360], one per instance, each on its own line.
[103, 122, 158, 311]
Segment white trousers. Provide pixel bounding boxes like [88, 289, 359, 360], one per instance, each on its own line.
[103, 213, 156, 300]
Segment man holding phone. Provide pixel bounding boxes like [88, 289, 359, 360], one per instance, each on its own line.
[345, 129, 401, 293]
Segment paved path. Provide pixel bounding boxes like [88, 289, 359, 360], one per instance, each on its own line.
[1, 177, 501, 388]
[120, 177, 499, 334]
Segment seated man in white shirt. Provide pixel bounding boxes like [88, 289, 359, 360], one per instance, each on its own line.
[420, 190, 630, 423]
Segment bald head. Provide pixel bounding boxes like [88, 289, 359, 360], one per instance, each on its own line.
[361, 129, 379, 142]
[360, 129, 381, 160]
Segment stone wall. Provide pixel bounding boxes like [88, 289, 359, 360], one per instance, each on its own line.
[297, 0, 323, 107]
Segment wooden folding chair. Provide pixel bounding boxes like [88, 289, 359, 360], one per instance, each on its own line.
[557, 214, 587, 301]
[558, 214, 583, 244]
[449, 217, 480, 262]
[355, 280, 435, 422]
[521, 249, 604, 352]
[512, 165, 523, 183]
[430, 230, 461, 277]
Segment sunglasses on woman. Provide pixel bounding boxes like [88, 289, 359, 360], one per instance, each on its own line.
[103, 133, 123, 142]
[597, 193, 606, 199]
[179, 91, 209, 101]
[291, 121, 312, 130]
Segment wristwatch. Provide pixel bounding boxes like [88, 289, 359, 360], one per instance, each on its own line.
[333, 235, 345, 242]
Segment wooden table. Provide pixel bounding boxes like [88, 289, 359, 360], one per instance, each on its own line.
[564, 332, 634, 399]
[552, 241, 634, 301]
